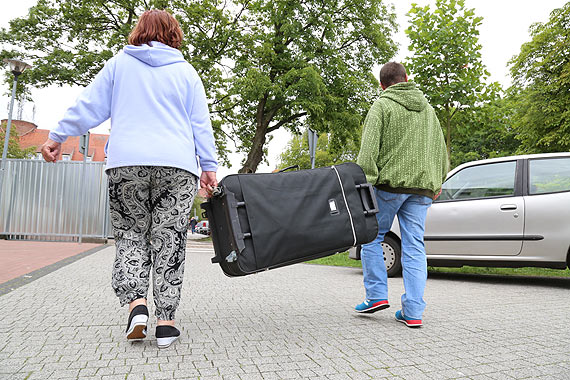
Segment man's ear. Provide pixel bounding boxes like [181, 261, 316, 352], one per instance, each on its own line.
[380, 82, 387, 90]
[405, 74, 408, 82]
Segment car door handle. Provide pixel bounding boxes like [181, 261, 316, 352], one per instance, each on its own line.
[500, 204, 518, 211]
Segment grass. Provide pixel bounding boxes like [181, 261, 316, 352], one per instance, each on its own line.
[307, 251, 570, 277]
[307, 251, 362, 268]
[428, 265, 570, 277]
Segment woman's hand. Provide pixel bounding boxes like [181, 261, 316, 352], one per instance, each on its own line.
[199, 171, 218, 198]
[40, 139, 62, 162]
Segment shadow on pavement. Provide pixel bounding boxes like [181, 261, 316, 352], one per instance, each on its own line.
[427, 271, 570, 289]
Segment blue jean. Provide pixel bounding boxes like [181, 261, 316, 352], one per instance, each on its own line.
[361, 189, 432, 319]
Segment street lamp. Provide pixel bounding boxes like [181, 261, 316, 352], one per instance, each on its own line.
[0, 58, 32, 196]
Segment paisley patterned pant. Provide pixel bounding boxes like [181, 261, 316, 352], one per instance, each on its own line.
[108, 166, 198, 320]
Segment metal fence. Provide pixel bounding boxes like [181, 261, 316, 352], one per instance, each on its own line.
[0, 159, 111, 241]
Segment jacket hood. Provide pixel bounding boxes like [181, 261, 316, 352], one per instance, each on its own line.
[123, 41, 185, 67]
[380, 82, 428, 112]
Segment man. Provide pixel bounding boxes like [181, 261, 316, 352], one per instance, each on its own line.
[190, 217, 198, 234]
[355, 62, 448, 327]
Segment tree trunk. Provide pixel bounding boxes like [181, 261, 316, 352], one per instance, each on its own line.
[239, 97, 269, 173]
[239, 123, 268, 173]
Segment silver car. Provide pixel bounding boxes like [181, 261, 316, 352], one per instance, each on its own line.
[349, 152, 570, 276]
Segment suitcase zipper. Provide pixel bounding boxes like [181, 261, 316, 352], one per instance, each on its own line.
[331, 165, 357, 247]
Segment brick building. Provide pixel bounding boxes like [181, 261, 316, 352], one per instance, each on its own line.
[1, 119, 109, 162]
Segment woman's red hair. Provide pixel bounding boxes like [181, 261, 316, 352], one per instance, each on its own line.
[128, 10, 183, 49]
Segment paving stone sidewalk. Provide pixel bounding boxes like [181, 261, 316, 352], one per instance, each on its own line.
[1, 237, 569, 380]
[0, 240, 102, 284]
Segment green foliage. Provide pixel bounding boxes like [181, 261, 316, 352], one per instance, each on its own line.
[278, 131, 359, 170]
[507, 3, 570, 153]
[223, 0, 398, 172]
[405, 0, 494, 158]
[191, 194, 207, 220]
[0, 121, 36, 159]
[448, 93, 520, 168]
[1, 0, 399, 173]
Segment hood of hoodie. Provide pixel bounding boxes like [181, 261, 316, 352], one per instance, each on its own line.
[123, 41, 186, 67]
[380, 82, 428, 112]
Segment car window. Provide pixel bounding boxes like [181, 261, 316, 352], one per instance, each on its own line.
[529, 157, 570, 194]
[438, 161, 517, 201]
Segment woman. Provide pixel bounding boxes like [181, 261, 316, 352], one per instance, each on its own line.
[41, 9, 218, 349]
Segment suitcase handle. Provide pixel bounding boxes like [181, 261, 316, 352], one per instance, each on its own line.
[202, 189, 250, 264]
[356, 183, 379, 215]
[223, 191, 248, 254]
[278, 165, 299, 172]
[211, 186, 223, 197]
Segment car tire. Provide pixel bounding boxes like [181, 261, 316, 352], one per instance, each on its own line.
[382, 235, 402, 277]
[355, 235, 402, 277]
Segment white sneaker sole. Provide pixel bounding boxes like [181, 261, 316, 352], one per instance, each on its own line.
[395, 316, 423, 327]
[156, 336, 179, 349]
[126, 314, 148, 340]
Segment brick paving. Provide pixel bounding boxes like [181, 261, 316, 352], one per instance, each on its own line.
[1, 235, 569, 379]
[0, 240, 101, 283]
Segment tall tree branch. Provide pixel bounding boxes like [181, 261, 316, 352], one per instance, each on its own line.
[267, 112, 308, 133]
[99, 3, 123, 31]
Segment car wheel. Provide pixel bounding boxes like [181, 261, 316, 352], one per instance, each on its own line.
[382, 235, 402, 277]
[354, 235, 402, 277]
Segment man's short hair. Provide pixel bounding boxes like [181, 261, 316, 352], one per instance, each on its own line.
[380, 62, 407, 87]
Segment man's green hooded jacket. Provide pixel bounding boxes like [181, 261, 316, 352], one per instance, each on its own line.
[357, 81, 448, 198]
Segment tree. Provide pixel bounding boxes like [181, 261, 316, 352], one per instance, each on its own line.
[222, 0, 397, 173]
[0, 121, 37, 159]
[507, 3, 570, 153]
[1, 0, 399, 173]
[405, 0, 493, 158]
[448, 94, 520, 169]
[278, 131, 359, 171]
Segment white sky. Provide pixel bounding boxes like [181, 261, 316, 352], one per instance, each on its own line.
[1, 0, 567, 178]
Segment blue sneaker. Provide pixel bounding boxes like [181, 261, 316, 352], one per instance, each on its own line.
[355, 299, 390, 313]
[394, 310, 422, 327]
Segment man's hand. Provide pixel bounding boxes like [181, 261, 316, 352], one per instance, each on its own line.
[199, 171, 218, 198]
[40, 139, 62, 162]
[433, 188, 442, 201]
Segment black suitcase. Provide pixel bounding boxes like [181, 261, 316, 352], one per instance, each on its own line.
[201, 163, 379, 277]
